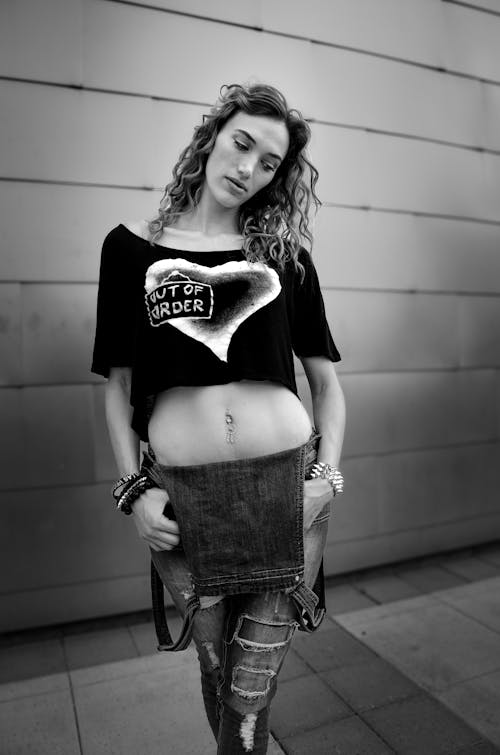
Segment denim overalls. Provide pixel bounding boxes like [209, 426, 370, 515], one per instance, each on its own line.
[141, 431, 328, 652]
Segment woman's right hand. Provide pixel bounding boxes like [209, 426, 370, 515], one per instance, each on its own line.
[131, 487, 180, 551]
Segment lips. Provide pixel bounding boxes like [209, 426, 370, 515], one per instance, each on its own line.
[226, 177, 246, 193]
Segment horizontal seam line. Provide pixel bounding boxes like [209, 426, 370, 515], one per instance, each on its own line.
[442, 0, 500, 18]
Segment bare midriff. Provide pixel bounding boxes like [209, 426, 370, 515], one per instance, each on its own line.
[148, 380, 313, 466]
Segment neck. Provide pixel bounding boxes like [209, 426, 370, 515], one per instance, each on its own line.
[173, 187, 240, 236]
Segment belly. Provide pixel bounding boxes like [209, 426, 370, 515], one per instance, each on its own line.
[148, 380, 313, 465]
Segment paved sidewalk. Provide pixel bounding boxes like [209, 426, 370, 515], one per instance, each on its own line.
[2, 542, 500, 753]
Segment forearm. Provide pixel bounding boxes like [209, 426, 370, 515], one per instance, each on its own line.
[311, 378, 345, 469]
[104, 370, 140, 476]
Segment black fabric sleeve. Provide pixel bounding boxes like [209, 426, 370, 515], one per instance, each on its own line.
[91, 227, 137, 378]
[291, 249, 341, 362]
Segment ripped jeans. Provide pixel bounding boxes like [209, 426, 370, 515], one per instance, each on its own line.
[149, 437, 330, 754]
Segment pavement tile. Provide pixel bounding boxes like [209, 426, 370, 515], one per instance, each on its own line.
[352, 572, 422, 604]
[278, 648, 311, 682]
[325, 583, 378, 614]
[70, 650, 194, 687]
[129, 616, 183, 656]
[436, 668, 500, 749]
[433, 576, 500, 635]
[292, 625, 376, 673]
[0, 671, 69, 703]
[315, 613, 338, 633]
[0, 638, 66, 684]
[73, 653, 213, 754]
[440, 556, 500, 582]
[394, 564, 467, 592]
[361, 694, 482, 754]
[0, 688, 80, 754]
[334, 594, 441, 628]
[271, 673, 351, 739]
[337, 601, 500, 691]
[476, 544, 500, 567]
[280, 715, 394, 754]
[63, 627, 138, 670]
[320, 657, 422, 712]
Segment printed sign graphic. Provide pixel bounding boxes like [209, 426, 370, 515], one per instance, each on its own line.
[146, 271, 213, 325]
[144, 258, 281, 362]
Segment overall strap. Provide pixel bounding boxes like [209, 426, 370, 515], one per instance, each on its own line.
[289, 576, 326, 632]
[150, 561, 199, 651]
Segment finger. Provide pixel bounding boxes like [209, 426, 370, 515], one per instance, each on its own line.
[158, 517, 180, 535]
[147, 536, 175, 551]
[151, 529, 181, 547]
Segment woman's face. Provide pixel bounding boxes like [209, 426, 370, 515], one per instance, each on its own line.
[203, 111, 290, 210]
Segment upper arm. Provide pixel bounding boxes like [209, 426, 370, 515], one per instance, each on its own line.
[107, 366, 132, 391]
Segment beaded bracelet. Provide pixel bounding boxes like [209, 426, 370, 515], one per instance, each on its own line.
[112, 473, 157, 515]
[309, 462, 344, 496]
[112, 472, 141, 501]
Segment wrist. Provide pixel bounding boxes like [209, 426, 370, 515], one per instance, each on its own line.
[309, 462, 344, 496]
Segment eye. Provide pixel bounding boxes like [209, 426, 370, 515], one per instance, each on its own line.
[262, 162, 277, 173]
[234, 139, 248, 151]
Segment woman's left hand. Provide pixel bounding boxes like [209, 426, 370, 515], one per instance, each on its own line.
[303, 477, 333, 530]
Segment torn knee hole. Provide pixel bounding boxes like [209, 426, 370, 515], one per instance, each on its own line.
[232, 614, 295, 651]
[231, 665, 275, 702]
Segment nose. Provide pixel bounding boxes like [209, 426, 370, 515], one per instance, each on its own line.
[237, 160, 253, 180]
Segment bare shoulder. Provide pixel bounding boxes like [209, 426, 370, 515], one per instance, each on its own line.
[122, 219, 149, 239]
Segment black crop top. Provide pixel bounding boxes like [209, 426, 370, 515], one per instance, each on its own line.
[91, 224, 341, 440]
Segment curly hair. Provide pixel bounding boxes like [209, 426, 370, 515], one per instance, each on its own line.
[148, 83, 320, 276]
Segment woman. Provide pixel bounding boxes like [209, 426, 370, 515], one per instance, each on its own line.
[92, 82, 345, 754]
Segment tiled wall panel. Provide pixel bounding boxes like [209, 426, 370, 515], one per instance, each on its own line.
[342, 370, 497, 456]
[314, 207, 420, 290]
[0, 574, 151, 632]
[323, 290, 459, 372]
[0, 483, 147, 593]
[411, 215, 500, 293]
[443, 3, 500, 80]
[375, 443, 500, 534]
[83, 0, 316, 113]
[483, 82, 500, 150]
[20, 386, 95, 488]
[0, 284, 21, 385]
[0, 182, 160, 282]
[0, 82, 203, 186]
[324, 511, 500, 576]
[459, 297, 500, 367]
[22, 284, 98, 384]
[262, 0, 445, 68]
[0, 0, 82, 84]
[314, 208, 500, 294]
[0, 389, 23, 490]
[312, 125, 500, 220]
